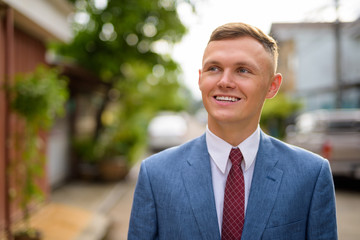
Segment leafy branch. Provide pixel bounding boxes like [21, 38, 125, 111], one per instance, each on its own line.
[9, 65, 69, 233]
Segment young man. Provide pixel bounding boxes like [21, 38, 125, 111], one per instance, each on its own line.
[128, 22, 337, 240]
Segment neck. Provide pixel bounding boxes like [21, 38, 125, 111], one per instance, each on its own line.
[208, 119, 258, 146]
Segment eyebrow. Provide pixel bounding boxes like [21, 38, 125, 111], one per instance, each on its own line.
[203, 59, 259, 72]
[202, 60, 220, 68]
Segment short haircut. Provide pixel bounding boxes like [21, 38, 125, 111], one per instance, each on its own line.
[209, 22, 279, 72]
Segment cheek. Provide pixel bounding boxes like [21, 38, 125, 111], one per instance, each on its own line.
[242, 81, 268, 100]
[199, 77, 213, 93]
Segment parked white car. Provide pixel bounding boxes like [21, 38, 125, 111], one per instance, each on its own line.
[285, 109, 360, 178]
[148, 112, 188, 151]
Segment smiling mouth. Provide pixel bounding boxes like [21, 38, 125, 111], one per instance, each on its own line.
[215, 96, 241, 102]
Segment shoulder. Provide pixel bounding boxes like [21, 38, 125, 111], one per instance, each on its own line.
[261, 132, 328, 171]
[141, 134, 206, 172]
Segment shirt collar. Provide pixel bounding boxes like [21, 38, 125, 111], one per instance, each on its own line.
[206, 125, 260, 174]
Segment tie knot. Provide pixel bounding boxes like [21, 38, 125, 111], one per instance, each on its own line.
[229, 148, 243, 166]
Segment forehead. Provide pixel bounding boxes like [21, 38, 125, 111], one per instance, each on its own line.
[202, 37, 274, 70]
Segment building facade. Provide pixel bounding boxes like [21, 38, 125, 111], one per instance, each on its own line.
[270, 20, 360, 111]
[0, 0, 72, 238]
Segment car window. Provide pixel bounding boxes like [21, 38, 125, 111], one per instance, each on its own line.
[326, 121, 360, 132]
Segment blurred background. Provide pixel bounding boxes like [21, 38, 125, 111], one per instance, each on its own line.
[0, 0, 359, 239]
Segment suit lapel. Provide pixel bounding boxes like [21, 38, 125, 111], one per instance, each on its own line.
[181, 135, 221, 240]
[241, 131, 283, 240]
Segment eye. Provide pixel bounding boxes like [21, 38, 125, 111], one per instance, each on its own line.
[237, 67, 250, 74]
[207, 66, 220, 72]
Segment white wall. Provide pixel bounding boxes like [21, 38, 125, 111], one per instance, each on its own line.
[47, 116, 71, 188]
[3, 0, 73, 42]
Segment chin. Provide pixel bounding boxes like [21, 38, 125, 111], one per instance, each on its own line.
[209, 113, 242, 124]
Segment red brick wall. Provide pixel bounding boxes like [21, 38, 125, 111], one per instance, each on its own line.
[14, 27, 47, 73]
[0, 7, 49, 237]
[0, 7, 7, 236]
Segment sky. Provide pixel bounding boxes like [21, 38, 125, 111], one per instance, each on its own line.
[172, 0, 360, 99]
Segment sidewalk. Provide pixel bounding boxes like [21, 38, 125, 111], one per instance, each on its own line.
[26, 162, 140, 240]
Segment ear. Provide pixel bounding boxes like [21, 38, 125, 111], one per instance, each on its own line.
[266, 73, 282, 99]
[198, 69, 202, 87]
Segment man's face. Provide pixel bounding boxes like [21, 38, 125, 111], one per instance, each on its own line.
[199, 37, 281, 129]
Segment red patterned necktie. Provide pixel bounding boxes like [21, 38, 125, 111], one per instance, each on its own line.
[221, 147, 245, 240]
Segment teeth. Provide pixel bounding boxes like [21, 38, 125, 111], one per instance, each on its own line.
[216, 96, 240, 102]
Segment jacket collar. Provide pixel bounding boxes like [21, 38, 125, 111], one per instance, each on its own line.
[241, 131, 284, 239]
[181, 134, 221, 240]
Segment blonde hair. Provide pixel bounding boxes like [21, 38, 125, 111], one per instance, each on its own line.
[209, 22, 279, 71]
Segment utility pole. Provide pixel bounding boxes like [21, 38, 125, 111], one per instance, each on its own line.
[334, 0, 342, 108]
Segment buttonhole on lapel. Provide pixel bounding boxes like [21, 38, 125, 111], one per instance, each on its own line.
[266, 176, 277, 182]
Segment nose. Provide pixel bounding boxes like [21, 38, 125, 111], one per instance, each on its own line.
[217, 70, 236, 89]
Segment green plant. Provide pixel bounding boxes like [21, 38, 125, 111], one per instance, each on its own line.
[72, 137, 102, 164]
[9, 65, 68, 236]
[260, 93, 302, 139]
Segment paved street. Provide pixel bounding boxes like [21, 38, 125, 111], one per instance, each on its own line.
[103, 164, 139, 240]
[334, 177, 360, 240]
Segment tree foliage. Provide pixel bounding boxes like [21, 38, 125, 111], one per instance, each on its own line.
[53, 0, 194, 163]
[260, 93, 302, 139]
[60, 0, 189, 79]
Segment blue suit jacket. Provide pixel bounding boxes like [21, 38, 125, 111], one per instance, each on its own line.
[128, 131, 337, 240]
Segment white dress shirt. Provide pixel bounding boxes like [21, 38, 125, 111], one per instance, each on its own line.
[205, 125, 260, 232]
